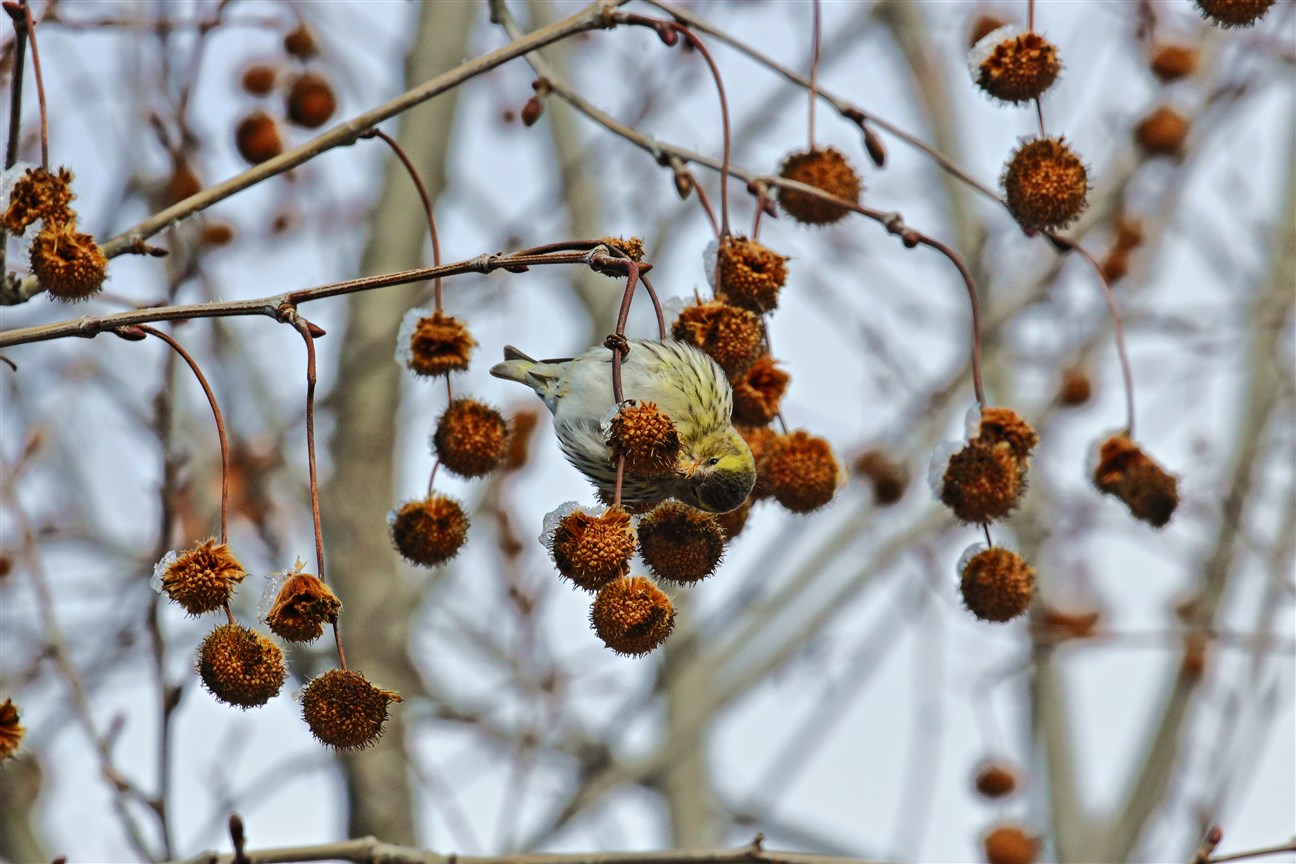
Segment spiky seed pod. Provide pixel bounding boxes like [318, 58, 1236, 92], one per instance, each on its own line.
[1057, 366, 1092, 407]
[0, 699, 24, 761]
[282, 21, 319, 58]
[968, 13, 1012, 48]
[713, 499, 751, 542]
[265, 570, 341, 643]
[976, 407, 1038, 463]
[596, 235, 645, 263]
[716, 237, 788, 313]
[763, 430, 841, 513]
[433, 399, 509, 478]
[971, 28, 1062, 104]
[776, 147, 862, 226]
[240, 63, 278, 96]
[637, 502, 725, 584]
[590, 576, 675, 656]
[1002, 137, 1088, 231]
[1134, 106, 1190, 158]
[550, 506, 636, 592]
[852, 449, 909, 506]
[671, 301, 764, 377]
[301, 669, 402, 750]
[730, 356, 789, 427]
[740, 424, 779, 501]
[974, 759, 1020, 799]
[1194, 0, 1275, 27]
[2, 166, 74, 233]
[606, 401, 681, 478]
[155, 540, 247, 615]
[235, 111, 284, 165]
[196, 623, 286, 708]
[960, 547, 1035, 622]
[390, 496, 469, 566]
[286, 71, 337, 129]
[1092, 434, 1179, 527]
[984, 824, 1038, 864]
[1149, 44, 1199, 82]
[30, 220, 107, 302]
[502, 408, 540, 471]
[402, 310, 476, 377]
[940, 441, 1023, 523]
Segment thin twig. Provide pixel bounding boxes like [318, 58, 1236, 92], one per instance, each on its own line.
[362, 127, 445, 309]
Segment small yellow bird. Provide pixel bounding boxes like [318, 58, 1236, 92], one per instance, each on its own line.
[490, 339, 756, 513]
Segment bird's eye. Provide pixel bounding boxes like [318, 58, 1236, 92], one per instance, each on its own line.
[706, 457, 720, 467]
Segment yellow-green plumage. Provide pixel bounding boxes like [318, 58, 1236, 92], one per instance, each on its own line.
[490, 340, 756, 512]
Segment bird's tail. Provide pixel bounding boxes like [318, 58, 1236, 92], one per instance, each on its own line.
[489, 345, 537, 384]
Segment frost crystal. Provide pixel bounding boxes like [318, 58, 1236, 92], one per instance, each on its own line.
[957, 542, 988, 574]
[966, 24, 1022, 81]
[927, 440, 962, 500]
[150, 550, 179, 594]
[394, 307, 433, 368]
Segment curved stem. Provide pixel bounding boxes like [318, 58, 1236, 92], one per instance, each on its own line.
[904, 228, 986, 406]
[362, 127, 444, 309]
[17, 3, 48, 167]
[291, 316, 326, 579]
[138, 324, 231, 543]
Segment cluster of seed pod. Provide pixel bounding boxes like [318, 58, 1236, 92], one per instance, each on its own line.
[2, 164, 107, 301]
[234, 19, 339, 167]
[152, 543, 400, 750]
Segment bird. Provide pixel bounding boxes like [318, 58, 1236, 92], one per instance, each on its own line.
[490, 339, 756, 513]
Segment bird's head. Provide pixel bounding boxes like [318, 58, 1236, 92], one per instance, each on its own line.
[680, 430, 756, 513]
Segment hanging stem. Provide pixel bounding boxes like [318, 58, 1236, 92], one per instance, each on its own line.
[2, 1, 28, 171]
[137, 325, 231, 544]
[808, 0, 821, 150]
[361, 127, 444, 310]
[290, 315, 327, 579]
[1051, 236, 1138, 437]
[3, 2, 48, 167]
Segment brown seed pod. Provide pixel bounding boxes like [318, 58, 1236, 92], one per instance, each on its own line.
[1092, 434, 1179, 527]
[1194, 0, 1275, 28]
[974, 759, 1020, 799]
[196, 623, 287, 708]
[852, 449, 909, 506]
[235, 111, 284, 165]
[402, 309, 476, 377]
[550, 506, 637, 592]
[712, 498, 752, 542]
[1001, 137, 1088, 231]
[240, 63, 278, 96]
[1134, 106, 1191, 158]
[589, 576, 675, 656]
[286, 71, 337, 129]
[1057, 366, 1092, 407]
[201, 220, 237, 247]
[637, 502, 725, 584]
[390, 496, 469, 566]
[0, 699, 24, 762]
[264, 568, 341, 643]
[156, 540, 248, 616]
[606, 401, 681, 478]
[1035, 604, 1103, 643]
[740, 424, 779, 501]
[30, 220, 107, 302]
[301, 669, 403, 751]
[164, 158, 202, 206]
[983, 823, 1038, 864]
[776, 147, 862, 226]
[716, 237, 788, 314]
[960, 546, 1035, 623]
[1181, 632, 1211, 677]
[763, 430, 841, 513]
[1149, 44, 1199, 82]
[671, 301, 764, 377]
[972, 28, 1062, 104]
[2, 165, 74, 233]
[282, 21, 319, 59]
[502, 407, 540, 471]
[1113, 214, 1145, 250]
[939, 441, 1023, 524]
[976, 407, 1038, 463]
[1101, 247, 1131, 283]
[730, 355, 789, 427]
[433, 398, 509, 478]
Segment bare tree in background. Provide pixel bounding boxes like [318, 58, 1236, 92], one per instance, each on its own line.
[0, 2, 1292, 864]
